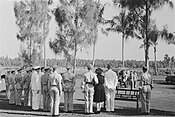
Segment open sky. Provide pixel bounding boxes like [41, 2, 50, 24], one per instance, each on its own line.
[0, 0, 175, 61]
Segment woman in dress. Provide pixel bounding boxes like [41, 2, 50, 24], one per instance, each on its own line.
[93, 68, 105, 114]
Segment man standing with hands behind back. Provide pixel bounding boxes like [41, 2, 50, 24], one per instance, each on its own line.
[62, 64, 76, 113]
[104, 64, 118, 112]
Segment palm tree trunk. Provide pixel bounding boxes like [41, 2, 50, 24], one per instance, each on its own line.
[122, 34, 125, 68]
[154, 45, 158, 75]
[145, 1, 149, 69]
[73, 42, 77, 73]
[92, 42, 96, 67]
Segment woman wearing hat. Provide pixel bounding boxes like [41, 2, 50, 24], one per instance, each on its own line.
[93, 68, 105, 114]
[139, 66, 153, 115]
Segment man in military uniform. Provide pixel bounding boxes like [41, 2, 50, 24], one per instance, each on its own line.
[39, 67, 45, 110]
[22, 68, 32, 106]
[15, 68, 23, 105]
[5, 70, 10, 100]
[62, 64, 76, 113]
[48, 65, 62, 116]
[139, 66, 153, 115]
[41, 67, 50, 111]
[8, 70, 16, 104]
[81, 64, 98, 114]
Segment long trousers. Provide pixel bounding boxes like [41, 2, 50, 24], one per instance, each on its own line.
[105, 88, 115, 112]
[140, 85, 151, 113]
[32, 90, 41, 110]
[50, 86, 60, 116]
[16, 89, 22, 105]
[43, 87, 49, 111]
[23, 89, 29, 106]
[84, 88, 94, 113]
[64, 91, 74, 112]
[9, 89, 15, 104]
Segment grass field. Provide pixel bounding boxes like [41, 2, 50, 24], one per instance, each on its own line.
[0, 68, 175, 117]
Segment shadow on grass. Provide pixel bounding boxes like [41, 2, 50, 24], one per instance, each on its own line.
[0, 111, 49, 116]
[1, 93, 175, 116]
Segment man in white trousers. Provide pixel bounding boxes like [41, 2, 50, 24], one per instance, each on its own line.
[31, 66, 41, 110]
[104, 64, 118, 112]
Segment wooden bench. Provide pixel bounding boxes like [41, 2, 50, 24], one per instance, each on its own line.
[115, 88, 140, 111]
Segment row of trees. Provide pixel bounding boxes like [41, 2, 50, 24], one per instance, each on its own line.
[13, 0, 175, 73]
[0, 55, 174, 69]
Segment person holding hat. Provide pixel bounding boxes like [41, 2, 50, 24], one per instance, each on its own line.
[30, 66, 41, 110]
[139, 66, 153, 115]
[62, 64, 76, 113]
[93, 68, 105, 114]
[22, 68, 32, 106]
[104, 63, 118, 112]
[81, 63, 98, 114]
[8, 70, 16, 104]
[41, 67, 50, 111]
[48, 65, 63, 116]
[15, 68, 23, 105]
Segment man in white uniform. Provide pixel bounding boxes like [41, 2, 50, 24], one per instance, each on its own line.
[30, 66, 41, 110]
[104, 64, 118, 112]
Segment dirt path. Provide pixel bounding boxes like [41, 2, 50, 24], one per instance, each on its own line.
[0, 76, 175, 117]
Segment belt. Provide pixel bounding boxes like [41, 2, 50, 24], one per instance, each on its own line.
[43, 84, 48, 85]
[51, 85, 58, 86]
[85, 82, 93, 85]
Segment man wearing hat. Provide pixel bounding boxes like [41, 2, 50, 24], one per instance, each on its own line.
[62, 64, 76, 113]
[81, 63, 98, 114]
[8, 70, 16, 104]
[41, 67, 50, 111]
[22, 68, 32, 106]
[48, 65, 63, 116]
[15, 68, 23, 105]
[139, 66, 153, 115]
[30, 66, 41, 110]
[104, 63, 118, 112]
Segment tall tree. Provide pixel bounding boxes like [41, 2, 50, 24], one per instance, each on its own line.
[105, 10, 135, 68]
[14, 0, 51, 66]
[49, 0, 94, 72]
[114, 0, 174, 68]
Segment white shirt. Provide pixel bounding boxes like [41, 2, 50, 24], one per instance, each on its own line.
[104, 69, 118, 90]
[81, 70, 98, 91]
[49, 71, 62, 91]
[31, 71, 40, 90]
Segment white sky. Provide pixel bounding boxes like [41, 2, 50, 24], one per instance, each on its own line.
[0, 0, 175, 61]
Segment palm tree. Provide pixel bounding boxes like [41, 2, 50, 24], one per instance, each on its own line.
[106, 10, 135, 68]
[114, 0, 174, 68]
[140, 24, 174, 75]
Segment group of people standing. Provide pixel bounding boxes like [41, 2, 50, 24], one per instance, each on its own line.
[4, 64, 75, 117]
[81, 63, 118, 114]
[3, 63, 153, 116]
[118, 69, 138, 89]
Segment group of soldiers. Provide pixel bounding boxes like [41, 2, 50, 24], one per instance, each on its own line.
[3, 63, 153, 116]
[4, 64, 75, 116]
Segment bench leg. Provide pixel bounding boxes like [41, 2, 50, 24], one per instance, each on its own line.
[136, 100, 139, 112]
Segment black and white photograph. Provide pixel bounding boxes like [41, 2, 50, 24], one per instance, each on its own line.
[0, 0, 175, 117]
